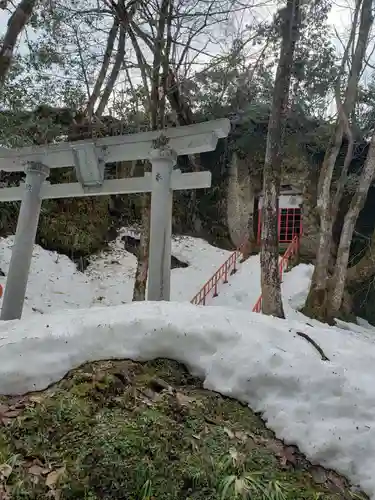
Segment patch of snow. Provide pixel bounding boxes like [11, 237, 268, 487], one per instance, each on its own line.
[1, 302, 375, 497]
[282, 263, 313, 313]
[171, 236, 232, 301]
[0, 232, 232, 316]
[357, 317, 374, 330]
[85, 230, 137, 307]
[210, 254, 261, 309]
[209, 257, 314, 315]
[0, 237, 94, 316]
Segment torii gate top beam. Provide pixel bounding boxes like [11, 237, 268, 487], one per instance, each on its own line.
[0, 118, 230, 173]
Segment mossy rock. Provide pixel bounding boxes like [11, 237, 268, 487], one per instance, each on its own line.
[0, 359, 367, 499]
[38, 197, 111, 256]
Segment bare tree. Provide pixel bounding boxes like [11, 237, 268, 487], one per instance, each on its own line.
[304, 0, 374, 321]
[260, 0, 301, 317]
[99, 0, 255, 300]
[328, 130, 375, 318]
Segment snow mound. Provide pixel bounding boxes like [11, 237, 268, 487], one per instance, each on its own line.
[1, 302, 375, 497]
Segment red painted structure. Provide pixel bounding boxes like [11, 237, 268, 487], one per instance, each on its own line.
[190, 206, 303, 311]
[257, 207, 302, 244]
[190, 240, 246, 306]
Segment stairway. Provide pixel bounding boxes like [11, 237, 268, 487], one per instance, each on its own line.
[191, 235, 300, 312]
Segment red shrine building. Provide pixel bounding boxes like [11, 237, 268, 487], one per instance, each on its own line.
[257, 185, 303, 245]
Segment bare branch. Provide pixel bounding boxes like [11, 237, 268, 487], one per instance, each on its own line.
[87, 18, 119, 117]
[96, 24, 126, 117]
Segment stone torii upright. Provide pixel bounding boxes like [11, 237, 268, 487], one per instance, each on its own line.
[0, 119, 230, 321]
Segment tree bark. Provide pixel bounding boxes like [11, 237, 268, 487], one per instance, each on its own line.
[0, 0, 36, 85]
[328, 132, 375, 318]
[133, 174, 151, 301]
[95, 25, 126, 117]
[86, 19, 119, 117]
[304, 0, 373, 320]
[260, 0, 300, 317]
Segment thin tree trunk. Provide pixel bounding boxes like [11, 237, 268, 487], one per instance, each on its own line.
[86, 19, 119, 117]
[304, 123, 344, 317]
[260, 0, 300, 317]
[0, 0, 36, 84]
[328, 132, 375, 318]
[96, 26, 126, 117]
[133, 164, 151, 301]
[304, 0, 373, 319]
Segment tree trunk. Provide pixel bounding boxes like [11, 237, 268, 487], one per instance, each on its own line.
[304, 123, 343, 318]
[132, 191, 151, 301]
[95, 26, 126, 117]
[86, 19, 119, 117]
[260, 0, 300, 317]
[328, 132, 375, 318]
[0, 0, 36, 85]
[304, 0, 373, 320]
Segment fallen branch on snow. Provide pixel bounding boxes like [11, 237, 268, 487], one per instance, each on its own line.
[291, 330, 330, 362]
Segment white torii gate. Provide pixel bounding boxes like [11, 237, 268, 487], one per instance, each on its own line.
[0, 119, 230, 321]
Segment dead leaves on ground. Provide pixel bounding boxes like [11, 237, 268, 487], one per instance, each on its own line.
[0, 394, 46, 427]
[222, 425, 298, 468]
[0, 400, 25, 426]
[0, 458, 66, 500]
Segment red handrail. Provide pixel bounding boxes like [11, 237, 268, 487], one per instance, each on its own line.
[252, 235, 300, 313]
[191, 239, 246, 306]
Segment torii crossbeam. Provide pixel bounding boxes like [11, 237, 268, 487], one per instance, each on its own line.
[0, 119, 230, 321]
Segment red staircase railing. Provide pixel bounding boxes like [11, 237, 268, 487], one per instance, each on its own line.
[191, 239, 246, 305]
[252, 234, 300, 313]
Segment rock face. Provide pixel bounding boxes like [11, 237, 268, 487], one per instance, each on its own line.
[224, 141, 319, 258]
[226, 152, 256, 248]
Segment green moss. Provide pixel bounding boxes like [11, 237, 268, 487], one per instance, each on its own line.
[38, 196, 111, 256]
[0, 360, 368, 499]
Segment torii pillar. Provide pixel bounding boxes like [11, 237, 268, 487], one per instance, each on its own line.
[147, 146, 177, 301]
[1, 162, 50, 321]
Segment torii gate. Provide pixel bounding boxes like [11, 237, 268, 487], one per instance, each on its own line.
[0, 118, 230, 321]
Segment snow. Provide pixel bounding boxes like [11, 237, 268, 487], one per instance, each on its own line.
[0, 231, 231, 315]
[208, 254, 261, 308]
[209, 255, 314, 315]
[0, 236, 94, 314]
[2, 230, 375, 496]
[1, 302, 375, 496]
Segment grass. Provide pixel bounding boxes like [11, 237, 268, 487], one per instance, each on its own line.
[0, 359, 368, 499]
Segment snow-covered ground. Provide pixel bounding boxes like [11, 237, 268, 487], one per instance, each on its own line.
[2, 231, 375, 497]
[0, 230, 231, 316]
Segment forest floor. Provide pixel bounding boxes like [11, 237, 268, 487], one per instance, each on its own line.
[0, 359, 368, 500]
